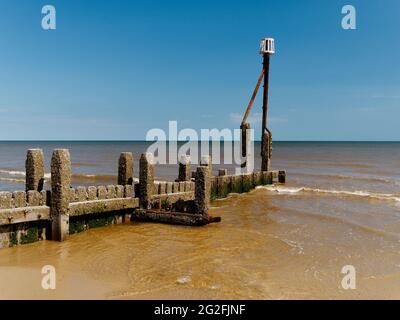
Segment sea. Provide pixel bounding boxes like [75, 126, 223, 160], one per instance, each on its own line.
[0, 141, 400, 299]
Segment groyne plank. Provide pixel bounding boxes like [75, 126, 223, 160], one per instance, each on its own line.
[152, 191, 194, 203]
[69, 197, 139, 216]
[132, 209, 220, 226]
[0, 206, 50, 226]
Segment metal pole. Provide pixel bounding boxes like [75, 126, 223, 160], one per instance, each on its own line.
[262, 54, 270, 133]
[261, 53, 271, 171]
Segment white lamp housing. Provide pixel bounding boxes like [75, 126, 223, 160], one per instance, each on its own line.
[260, 38, 275, 55]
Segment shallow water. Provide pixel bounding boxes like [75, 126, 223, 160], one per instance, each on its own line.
[1, 141, 400, 299]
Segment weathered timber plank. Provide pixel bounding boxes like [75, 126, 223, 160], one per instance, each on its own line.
[68, 197, 139, 216]
[132, 209, 221, 226]
[0, 206, 50, 226]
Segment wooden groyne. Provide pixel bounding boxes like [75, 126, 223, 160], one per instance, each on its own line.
[0, 149, 285, 249]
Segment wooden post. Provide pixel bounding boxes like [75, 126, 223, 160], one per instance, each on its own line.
[261, 131, 271, 171]
[118, 152, 133, 185]
[50, 149, 71, 241]
[278, 170, 286, 183]
[25, 149, 45, 192]
[218, 169, 228, 176]
[178, 155, 191, 181]
[139, 153, 154, 209]
[195, 166, 210, 214]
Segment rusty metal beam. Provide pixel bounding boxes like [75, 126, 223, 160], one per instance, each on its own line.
[241, 68, 264, 126]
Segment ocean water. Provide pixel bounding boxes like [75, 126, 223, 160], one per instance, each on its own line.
[1, 141, 400, 299]
[0, 141, 260, 190]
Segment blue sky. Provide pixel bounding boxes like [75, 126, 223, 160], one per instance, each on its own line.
[0, 0, 399, 140]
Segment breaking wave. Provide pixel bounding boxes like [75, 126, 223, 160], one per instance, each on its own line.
[0, 169, 26, 176]
[0, 177, 25, 183]
[0, 169, 124, 184]
[261, 185, 400, 202]
[72, 173, 116, 183]
[291, 171, 399, 185]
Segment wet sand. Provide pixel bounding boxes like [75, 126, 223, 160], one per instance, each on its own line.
[1, 187, 400, 300]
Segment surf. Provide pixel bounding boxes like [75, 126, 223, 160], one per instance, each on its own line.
[261, 185, 400, 203]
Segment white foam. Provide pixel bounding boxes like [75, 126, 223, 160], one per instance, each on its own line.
[0, 177, 25, 183]
[262, 185, 400, 202]
[176, 275, 191, 284]
[0, 170, 25, 176]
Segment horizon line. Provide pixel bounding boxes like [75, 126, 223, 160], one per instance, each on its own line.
[0, 140, 399, 143]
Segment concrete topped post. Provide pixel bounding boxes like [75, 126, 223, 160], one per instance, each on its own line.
[118, 152, 133, 185]
[200, 155, 212, 177]
[195, 166, 210, 215]
[50, 149, 71, 241]
[178, 155, 191, 181]
[241, 123, 254, 173]
[139, 152, 154, 209]
[25, 149, 45, 192]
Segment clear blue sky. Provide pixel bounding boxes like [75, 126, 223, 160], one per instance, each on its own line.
[0, 0, 398, 141]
